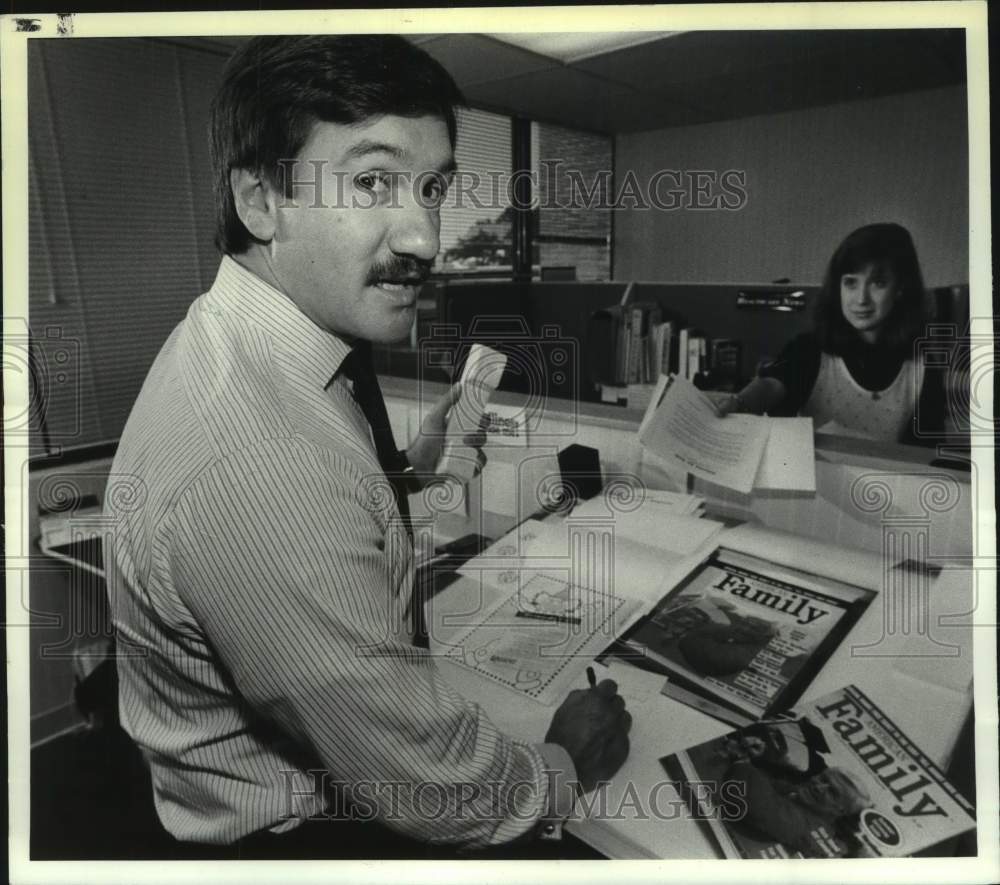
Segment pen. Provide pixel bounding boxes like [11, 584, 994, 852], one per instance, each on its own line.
[586, 666, 597, 689]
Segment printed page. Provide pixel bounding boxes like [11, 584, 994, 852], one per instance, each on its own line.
[637, 372, 672, 439]
[638, 375, 770, 494]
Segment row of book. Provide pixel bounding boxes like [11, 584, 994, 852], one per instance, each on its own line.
[589, 301, 742, 389]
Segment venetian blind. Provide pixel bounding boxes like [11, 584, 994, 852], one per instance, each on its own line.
[437, 107, 513, 268]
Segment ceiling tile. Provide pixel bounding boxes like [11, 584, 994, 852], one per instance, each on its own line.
[461, 65, 639, 133]
[417, 34, 557, 89]
[485, 31, 679, 64]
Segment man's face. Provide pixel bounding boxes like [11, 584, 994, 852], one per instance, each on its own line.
[265, 114, 455, 343]
[796, 768, 865, 818]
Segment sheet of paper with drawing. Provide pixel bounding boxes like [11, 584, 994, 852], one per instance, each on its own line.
[446, 509, 722, 704]
[440, 568, 644, 706]
[437, 343, 508, 480]
[639, 376, 770, 494]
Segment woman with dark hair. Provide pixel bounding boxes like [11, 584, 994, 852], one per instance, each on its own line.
[715, 223, 953, 445]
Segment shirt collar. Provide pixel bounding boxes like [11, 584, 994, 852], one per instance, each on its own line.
[206, 255, 354, 389]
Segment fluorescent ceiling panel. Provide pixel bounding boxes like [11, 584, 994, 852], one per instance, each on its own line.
[486, 31, 680, 64]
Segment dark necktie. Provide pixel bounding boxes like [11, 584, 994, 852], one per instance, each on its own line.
[340, 343, 412, 535]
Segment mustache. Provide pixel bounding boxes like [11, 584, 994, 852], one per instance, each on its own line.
[366, 257, 433, 287]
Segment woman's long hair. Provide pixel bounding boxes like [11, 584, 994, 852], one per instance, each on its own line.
[815, 223, 929, 357]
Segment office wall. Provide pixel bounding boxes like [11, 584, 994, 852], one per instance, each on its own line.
[613, 86, 969, 287]
[29, 38, 228, 453]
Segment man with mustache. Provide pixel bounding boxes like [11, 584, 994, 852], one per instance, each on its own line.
[105, 35, 631, 859]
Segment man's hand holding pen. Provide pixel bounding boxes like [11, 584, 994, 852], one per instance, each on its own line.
[545, 667, 632, 795]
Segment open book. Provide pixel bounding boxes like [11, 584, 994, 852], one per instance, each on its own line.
[638, 374, 816, 494]
[439, 501, 724, 705]
[660, 684, 976, 858]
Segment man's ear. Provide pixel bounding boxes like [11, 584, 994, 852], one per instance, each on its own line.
[230, 168, 278, 242]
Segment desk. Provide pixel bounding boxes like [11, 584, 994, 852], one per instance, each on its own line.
[427, 507, 976, 859]
[31, 394, 982, 857]
[385, 375, 980, 856]
[386, 376, 975, 559]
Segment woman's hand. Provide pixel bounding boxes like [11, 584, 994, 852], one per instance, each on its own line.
[705, 378, 786, 417]
[705, 391, 743, 417]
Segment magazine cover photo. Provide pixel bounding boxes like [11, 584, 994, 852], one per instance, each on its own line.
[661, 685, 977, 859]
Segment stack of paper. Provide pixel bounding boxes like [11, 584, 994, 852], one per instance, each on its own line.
[465, 510, 724, 611]
[638, 375, 816, 495]
[641, 488, 705, 517]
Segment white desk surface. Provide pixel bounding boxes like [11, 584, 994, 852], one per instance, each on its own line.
[427, 515, 975, 859]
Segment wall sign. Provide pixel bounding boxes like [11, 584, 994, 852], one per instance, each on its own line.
[736, 289, 807, 312]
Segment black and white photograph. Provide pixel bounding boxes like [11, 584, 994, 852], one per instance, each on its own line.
[3, 4, 996, 883]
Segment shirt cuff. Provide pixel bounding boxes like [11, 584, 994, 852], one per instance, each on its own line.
[534, 742, 578, 840]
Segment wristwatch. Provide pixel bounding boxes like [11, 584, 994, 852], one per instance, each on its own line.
[537, 820, 564, 841]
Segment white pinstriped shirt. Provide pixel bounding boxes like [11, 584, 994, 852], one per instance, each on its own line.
[105, 257, 574, 847]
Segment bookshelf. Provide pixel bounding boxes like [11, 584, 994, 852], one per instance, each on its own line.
[378, 279, 969, 407]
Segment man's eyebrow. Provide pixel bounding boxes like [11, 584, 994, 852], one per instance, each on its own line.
[343, 139, 406, 161]
[343, 139, 457, 173]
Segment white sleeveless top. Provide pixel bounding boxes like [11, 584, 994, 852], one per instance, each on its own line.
[801, 352, 925, 442]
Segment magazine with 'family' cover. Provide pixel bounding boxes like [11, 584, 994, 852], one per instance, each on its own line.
[614, 547, 875, 725]
[660, 684, 976, 858]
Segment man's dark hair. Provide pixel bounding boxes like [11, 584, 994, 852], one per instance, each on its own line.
[210, 35, 466, 255]
[815, 222, 930, 356]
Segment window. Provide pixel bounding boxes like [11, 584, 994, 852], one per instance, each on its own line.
[436, 108, 513, 278]
[433, 111, 614, 282]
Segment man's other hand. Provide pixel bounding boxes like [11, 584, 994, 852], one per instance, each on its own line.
[407, 383, 488, 479]
[545, 678, 632, 794]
